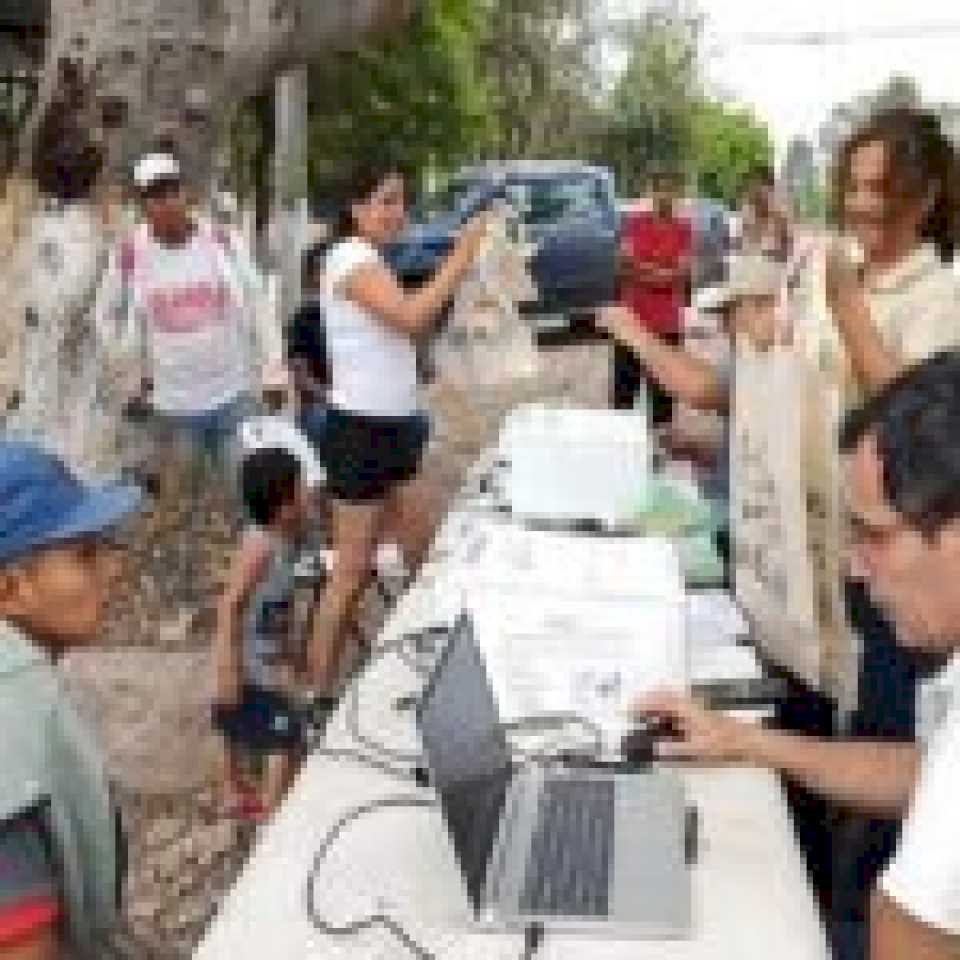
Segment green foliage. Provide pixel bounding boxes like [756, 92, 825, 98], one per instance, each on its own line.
[307, 0, 495, 192]
[475, 0, 605, 161]
[231, 0, 776, 209]
[603, 12, 773, 205]
[603, 14, 701, 196]
[690, 99, 773, 206]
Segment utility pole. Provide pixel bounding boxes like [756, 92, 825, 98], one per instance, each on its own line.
[273, 64, 309, 332]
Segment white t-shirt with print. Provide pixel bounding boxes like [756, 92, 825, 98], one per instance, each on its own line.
[323, 237, 419, 417]
[880, 653, 960, 935]
[127, 224, 251, 414]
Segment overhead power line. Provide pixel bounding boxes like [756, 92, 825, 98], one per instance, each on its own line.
[710, 22, 960, 48]
[601, 17, 960, 48]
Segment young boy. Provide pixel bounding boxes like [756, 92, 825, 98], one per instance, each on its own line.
[0, 440, 141, 960]
[212, 447, 313, 818]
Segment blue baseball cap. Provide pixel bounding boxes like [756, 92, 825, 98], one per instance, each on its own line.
[0, 441, 142, 568]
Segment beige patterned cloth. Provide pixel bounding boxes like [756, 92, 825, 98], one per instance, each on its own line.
[734, 239, 960, 711]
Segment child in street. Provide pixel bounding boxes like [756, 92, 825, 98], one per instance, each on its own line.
[0, 440, 141, 960]
[212, 447, 314, 819]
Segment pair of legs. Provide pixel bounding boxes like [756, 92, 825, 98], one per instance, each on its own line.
[213, 682, 305, 817]
[611, 332, 680, 425]
[309, 465, 442, 694]
[147, 393, 252, 513]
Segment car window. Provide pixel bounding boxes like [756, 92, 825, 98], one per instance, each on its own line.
[415, 178, 487, 222]
[507, 175, 606, 225]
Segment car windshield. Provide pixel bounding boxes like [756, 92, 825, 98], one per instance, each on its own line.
[413, 177, 486, 222]
[412, 172, 608, 225]
[506, 175, 606, 224]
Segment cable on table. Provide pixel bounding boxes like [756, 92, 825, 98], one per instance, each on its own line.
[305, 794, 544, 959]
[304, 794, 440, 959]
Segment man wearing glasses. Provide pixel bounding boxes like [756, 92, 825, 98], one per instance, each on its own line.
[635, 349, 960, 960]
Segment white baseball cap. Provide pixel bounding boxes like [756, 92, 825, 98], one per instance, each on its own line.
[694, 254, 784, 311]
[133, 152, 181, 190]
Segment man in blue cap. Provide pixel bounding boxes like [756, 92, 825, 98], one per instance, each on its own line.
[0, 441, 141, 959]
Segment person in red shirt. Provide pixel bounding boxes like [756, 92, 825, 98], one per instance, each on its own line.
[614, 171, 693, 423]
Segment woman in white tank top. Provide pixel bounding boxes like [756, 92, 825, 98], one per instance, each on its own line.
[310, 164, 488, 692]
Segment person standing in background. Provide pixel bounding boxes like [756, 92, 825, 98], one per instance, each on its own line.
[5, 70, 111, 474]
[614, 169, 692, 424]
[308, 163, 488, 696]
[738, 166, 792, 263]
[97, 151, 279, 485]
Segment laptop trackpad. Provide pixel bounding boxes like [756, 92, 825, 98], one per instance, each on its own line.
[611, 770, 691, 934]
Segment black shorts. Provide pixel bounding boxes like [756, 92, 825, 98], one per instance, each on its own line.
[324, 406, 430, 503]
[211, 684, 303, 753]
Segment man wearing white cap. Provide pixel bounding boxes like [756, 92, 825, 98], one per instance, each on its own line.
[95, 151, 279, 506]
[598, 252, 784, 570]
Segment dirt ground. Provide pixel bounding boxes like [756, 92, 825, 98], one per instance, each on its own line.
[59, 341, 611, 959]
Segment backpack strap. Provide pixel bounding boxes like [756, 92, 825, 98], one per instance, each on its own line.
[213, 226, 232, 252]
[119, 238, 136, 279]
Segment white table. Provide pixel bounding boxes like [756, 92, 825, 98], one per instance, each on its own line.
[195, 443, 828, 960]
[196, 643, 828, 959]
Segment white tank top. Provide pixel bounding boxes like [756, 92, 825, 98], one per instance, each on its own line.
[323, 237, 419, 417]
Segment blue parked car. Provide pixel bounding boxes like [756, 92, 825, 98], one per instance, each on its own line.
[386, 162, 620, 333]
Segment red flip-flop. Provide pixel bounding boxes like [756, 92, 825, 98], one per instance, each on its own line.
[219, 795, 268, 822]
[219, 782, 269, 822]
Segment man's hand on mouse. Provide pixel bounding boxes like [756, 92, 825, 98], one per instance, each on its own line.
[631, 691, 760, 764]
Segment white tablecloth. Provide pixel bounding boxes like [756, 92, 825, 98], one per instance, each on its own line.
[195, 444, 828, 960]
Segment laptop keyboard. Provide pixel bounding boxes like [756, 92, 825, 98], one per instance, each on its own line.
[519, 777, 616, 917]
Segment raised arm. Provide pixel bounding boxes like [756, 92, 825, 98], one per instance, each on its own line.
[345, 216, 488, 337]
[597, 305, 728, 412]
[826, 244, 906, 391]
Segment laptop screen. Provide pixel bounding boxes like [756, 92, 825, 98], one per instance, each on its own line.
[416, 615, 514, 906]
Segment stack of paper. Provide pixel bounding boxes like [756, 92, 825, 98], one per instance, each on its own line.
[500, 405, 650, 525]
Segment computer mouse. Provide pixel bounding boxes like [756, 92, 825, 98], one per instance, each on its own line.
[621, 716, 684, 765]
[620, 727, 656, 765]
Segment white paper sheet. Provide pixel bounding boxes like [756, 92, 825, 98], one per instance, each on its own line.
[469, 591, 688, 747]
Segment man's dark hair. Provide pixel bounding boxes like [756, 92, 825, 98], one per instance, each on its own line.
[840, 350, 960, 537]
[240, 448, 302, 527]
